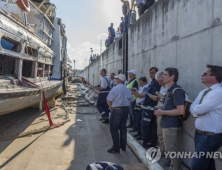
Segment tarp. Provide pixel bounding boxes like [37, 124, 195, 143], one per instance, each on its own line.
[86, 162, 124, 170]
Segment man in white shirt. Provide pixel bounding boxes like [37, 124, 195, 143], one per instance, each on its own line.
[107, 74, 133, 153]
[96, 69, 111, 123]
[190, 65, 222, 170]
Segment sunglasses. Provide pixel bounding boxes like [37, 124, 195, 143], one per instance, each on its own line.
[202, 72, 209, 77]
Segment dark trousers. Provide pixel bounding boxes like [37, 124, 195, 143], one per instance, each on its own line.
[109, 36, 115, 44]
[97, 93, 109, 118]
[139, 0, 155, 16]
[191, 132, 222, 170]
[129, 100, 136, 128]
[110, 108, 129, 150]
[124, 14, 129, 32]
[135, 109, 142, 135]
[141, 109, 158, 145]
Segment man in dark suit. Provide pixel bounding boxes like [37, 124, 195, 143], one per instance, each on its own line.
[141, 67, 161, 148]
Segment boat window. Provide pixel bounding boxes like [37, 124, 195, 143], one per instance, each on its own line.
[25, 46, 38, 57]
[22, 60, 33, 78]
[1, 37, 22, 53]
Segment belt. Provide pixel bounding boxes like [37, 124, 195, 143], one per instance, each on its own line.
[100, 91, 110, 93]
[196, 129, 222, 136]
[112, 107, 129, 110]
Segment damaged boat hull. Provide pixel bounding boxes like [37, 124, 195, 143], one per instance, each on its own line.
[0, 81, 63, 116]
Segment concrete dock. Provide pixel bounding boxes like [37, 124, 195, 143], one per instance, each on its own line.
[0, 84, 148, 170]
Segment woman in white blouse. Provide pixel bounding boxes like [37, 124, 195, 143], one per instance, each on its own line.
[115, 27, 122, 40]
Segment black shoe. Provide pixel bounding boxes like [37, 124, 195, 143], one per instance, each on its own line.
[102, 119, 109, 124]
[162, 158, 171, 167]
[133, 133, 140, 137]
[140, 142, 149, 148]
[129, 128, 137, 132]
[150, 142, 158, 147]
[107, 148, 120, 153]
[126, 124, 133, 128]
[136, 136, 142, 140]
[100, 117, 109, 121]
[120, 147, 126, 151]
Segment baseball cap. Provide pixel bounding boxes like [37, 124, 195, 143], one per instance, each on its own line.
[114, 74, 126, 81]
[127, 70, 137, 75]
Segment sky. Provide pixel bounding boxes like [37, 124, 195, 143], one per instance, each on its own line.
[51, 0, 124, 70]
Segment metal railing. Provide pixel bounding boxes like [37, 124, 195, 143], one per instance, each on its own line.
[0, 1, 54, 47]
[0, 1, 25, 25]
[27, 2, 54, 46]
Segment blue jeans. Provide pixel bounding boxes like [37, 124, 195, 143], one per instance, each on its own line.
[110, 108, 129, 150]
[109, 36, 115, 44]
[124, 14, 129, 32]
[191, 132, 222, 170]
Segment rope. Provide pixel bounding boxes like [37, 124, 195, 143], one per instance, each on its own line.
[0, 120, 70, 142]
[0, 80, 98, 142]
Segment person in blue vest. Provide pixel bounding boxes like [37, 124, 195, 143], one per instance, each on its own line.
[108, 23, 115, 44]
[126, 70, 139, 132]
[141, 67, 161, 148]
[96, 68, 111, 123]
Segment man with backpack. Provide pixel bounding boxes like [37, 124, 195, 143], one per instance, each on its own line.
[96, 69, 111, 123]
[154, 68, 185, 170]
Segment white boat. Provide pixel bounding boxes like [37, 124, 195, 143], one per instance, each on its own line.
[0, 0, 68, 116]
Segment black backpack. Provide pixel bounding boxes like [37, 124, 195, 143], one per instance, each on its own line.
[171, 88, 193, 121]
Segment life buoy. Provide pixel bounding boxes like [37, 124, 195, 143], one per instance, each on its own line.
[16, 0, 30, 12]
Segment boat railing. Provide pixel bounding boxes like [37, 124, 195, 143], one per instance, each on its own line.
[0, 1, 54, 47]
[27, 2, 54, 46]
[0, 1, 25, 25]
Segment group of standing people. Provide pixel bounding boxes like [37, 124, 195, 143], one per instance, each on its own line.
[107, 0, 156, 46]
[95, 64, 222, 170]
